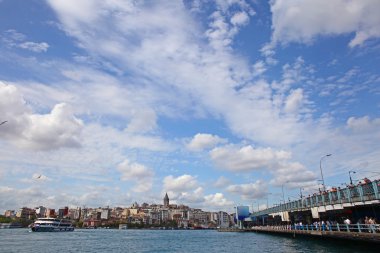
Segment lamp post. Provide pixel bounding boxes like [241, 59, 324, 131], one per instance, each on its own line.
[320, 154, 332, 192]
[281, 181, 290, 204]
[300, 187, 304, 199]
[266, 193, 272, 209]
[349, 170, 356, 185]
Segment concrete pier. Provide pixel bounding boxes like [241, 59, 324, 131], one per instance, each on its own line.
[218, 226, 380, 244]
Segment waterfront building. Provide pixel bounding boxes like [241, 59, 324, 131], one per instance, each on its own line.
[121, 208, 130, 219]
[176, 217, 189, 228]
[209, 212, 219, 224]
[80, 208, 88, 220]
[160, 209, 169, 222]
[148, 210, 161, 224]
[4, 210, 15, 218]
[5, 192, 234, 229]
[190, 209, 209, 227]
[218, 211, 230, 228]
[169, 209, 186, 220]
[46, 208, 55, 218]
[83, 219, 101, 228]
[111, 207, 124, 219]
[101, 208, 111, 220]
[35, 206, 46, 218]
[58, 206, 69, 218]
[129, 208, 139, 216]
[69, 207, 81, 220]
[16, 207, 36, 219]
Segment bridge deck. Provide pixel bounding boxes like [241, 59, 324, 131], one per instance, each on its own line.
[251, 180, 380, 217]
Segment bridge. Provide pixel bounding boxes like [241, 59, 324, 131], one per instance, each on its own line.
[250, 179, 380, 222]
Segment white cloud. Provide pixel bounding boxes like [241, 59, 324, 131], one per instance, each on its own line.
[45, 0, 317, 149]
[204, 192, 233, 207]
[210, 145, 291, 172]
[347, 116, 380, 133]
[163, 174, 198, 193]
[125, 108, 158, 134]
[2, 29, 49, 52]
[3, 29, 26, 41]
[230, 11, 249, 26]
[117, 159, 154, 192]
[0, 186, 49, 211]
[226, 180, 267, 199]
[260, 42, 278, 65]
[269, 162, 317, 188]
[0, 82, 83, 150]
[270, 0, 380, 47]
[46, 0, 99, 25]
[19, 42, 49, 52]
[175, 187, 205, 204]
[210, 143, 318, 189]
[20, 174, 52, 183]
[213, 176, 231, 188]
[0, 184, 133, 212]
[284, 88, 304, 113]
[205, 1, 254, 50]
[165, 187, 234, 211]
[252, 60, 267, 77]
[187, 133, 227, 151]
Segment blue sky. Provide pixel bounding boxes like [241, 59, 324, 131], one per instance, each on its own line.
[1, 0, 380, 213]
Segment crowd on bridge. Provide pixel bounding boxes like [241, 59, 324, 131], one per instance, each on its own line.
[291, 216, 379, 233]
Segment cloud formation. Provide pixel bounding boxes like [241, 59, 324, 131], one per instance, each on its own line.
[163, 174, 198, 193]
[1, 29, 49, 52]
[270, 0, 380, 47]
[227, 180, 267, 200]
[0, 82, 83, 150]
[187, 133, 227, 151]
[117, 159, 154, 192]
[210, 145, 291, 172]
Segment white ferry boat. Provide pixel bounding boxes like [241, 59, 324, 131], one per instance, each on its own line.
[30, 218, 74, 232]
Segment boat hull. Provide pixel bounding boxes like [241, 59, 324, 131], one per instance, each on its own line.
[31, 226, 74, 232]
[30, 218, 75, 232]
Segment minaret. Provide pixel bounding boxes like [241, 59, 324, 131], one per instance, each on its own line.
[164, 192, 169, 207]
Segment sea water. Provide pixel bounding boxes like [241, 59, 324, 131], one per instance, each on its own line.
[0, 229, 376, 253]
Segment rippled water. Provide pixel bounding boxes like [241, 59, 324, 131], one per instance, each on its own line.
[0, 229, 377, 253]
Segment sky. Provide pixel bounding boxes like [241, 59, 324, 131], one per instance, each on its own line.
[0, 0, 380, 213]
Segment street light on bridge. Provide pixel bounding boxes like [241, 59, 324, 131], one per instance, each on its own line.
[281, 181, 290, 204]
[300, 187, 304, 199]
[320, 154, 332, 192]
[266, 193, 272, 209]
[349, 170, 356, 185]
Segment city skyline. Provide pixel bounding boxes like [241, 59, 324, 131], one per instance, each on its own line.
[1, 0, 380, 213]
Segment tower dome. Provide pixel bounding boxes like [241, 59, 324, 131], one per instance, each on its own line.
[164, 192, 169, 207]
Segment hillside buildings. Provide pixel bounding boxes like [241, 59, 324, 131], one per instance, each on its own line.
[3, 193, 234, 229]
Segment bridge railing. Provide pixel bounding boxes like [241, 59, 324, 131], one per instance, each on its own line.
[253, 224, 380, 233]
[251, 179, 380, 217]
